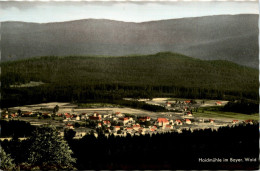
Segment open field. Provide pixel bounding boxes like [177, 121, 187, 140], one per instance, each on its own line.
[193, 110, 259, 120]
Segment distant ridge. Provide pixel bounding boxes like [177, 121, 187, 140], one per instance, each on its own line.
[0, 14, 258, 68]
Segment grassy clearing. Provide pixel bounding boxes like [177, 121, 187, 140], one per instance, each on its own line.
[193, 108, 259, 120]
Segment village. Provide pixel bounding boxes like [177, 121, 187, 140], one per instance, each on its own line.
[1, 99, 254, 139]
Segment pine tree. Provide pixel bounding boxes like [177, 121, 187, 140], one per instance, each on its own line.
[0, 146, 16, 170]
[27, 126, 76, 169]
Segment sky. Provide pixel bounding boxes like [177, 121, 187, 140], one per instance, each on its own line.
[0, 1, 258, 23]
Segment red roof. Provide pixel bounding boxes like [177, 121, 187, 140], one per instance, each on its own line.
[119, 117, 129, 121]
[65, 115, 71, 118]
[176, 119, 182, 123]
[233, 120, 239, 122]
[216, 101, 222, 104]
[126, 127, 133, 130]
[157, 118, 169, 123]
[98, 123, 102, 125]
[115, 126, 121, 128]
[103, 120, 111, 124]
[133, 125, 141, 128]
[185, 100, 191, 103]
[115, 112, 121, 114]
[166, 125, 172, 128]
[185, 119, 191, 122]
[151, 128, 155, 131]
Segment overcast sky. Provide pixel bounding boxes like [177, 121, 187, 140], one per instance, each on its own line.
[0, 1, 258, 23]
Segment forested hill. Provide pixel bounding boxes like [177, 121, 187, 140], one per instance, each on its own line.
[1, 52, 258, 106]
[1, 14, 258, 68]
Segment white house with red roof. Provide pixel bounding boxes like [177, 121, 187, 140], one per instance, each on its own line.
[97, 122, 102, 128]
[185, 119, 191, 124]
[113, 126, 121, 131]
[132, 124, 141, 131]
[103, 120, 111, 127]
[215, 101, 222, 105]
[156, 118, 169, 127]
[232, 120, 239, 124]
[119, 117, 129, 125]
[186, 111, 192, 116]
[175, 119, 183, 125]
[166, 102, 171, 107]
[114, 112, 124, 117]
[165, 124, 173, 130]
[66, 123, 74, 129]
[209, 119, 214, 123]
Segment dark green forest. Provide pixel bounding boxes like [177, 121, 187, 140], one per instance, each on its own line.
[1, 121, 259, 170]
[1, 52, 258, 107]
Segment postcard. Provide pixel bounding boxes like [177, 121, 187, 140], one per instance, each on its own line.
[0, 1, 259, 170]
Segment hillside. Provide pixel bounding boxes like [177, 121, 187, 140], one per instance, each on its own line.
[1, 52, 258, 107]
[0, 14, 258, 68]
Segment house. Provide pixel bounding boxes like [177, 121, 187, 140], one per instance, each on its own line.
[126, 127, 133, 132]
[11, 113, 17, 118]
[156, 118, 169, 127]
[244, 120, 253, 125]
[64, 113, 72, 120]
[232, 120, 239, 124]
[186, 111, 192, 116]
[89, 113, 102, 121]
[3, 114, 9, 119]
[97, 123, 102, 128]
[165, 124, 173, 129]
[22, 112, 33, 116]
[132, 124, 141, 131]
[66, 124, 74, 129]
[184, 100, 191, 104]
[185, 119, 191, 124]
[175, 119, 183, 125]
[150, 128, 155, 132]
[215, 101, 222, 106]
[103, 120, 111, 127]
[166, 102, 171, 107]
[119, 117, 129, 125]
[138, 116, 151, 122]
[114, 112, 124, 117]
[209, 119, 214, 123]
[114, 126, 121, 131]
[152, 125, 157, 129]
